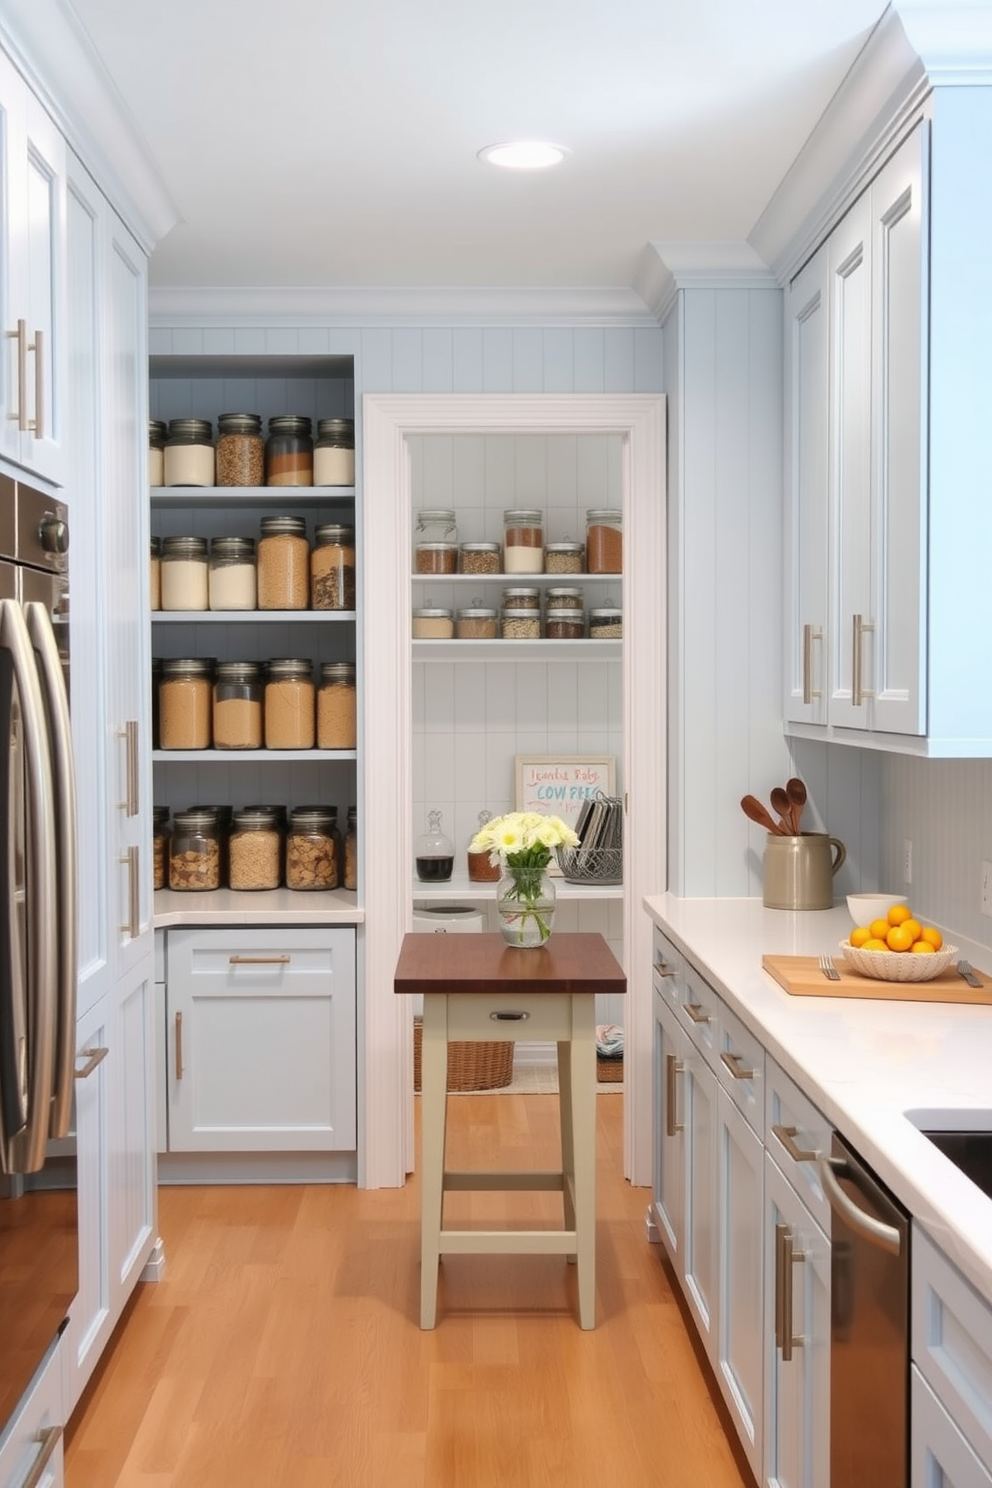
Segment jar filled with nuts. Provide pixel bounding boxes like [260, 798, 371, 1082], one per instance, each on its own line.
[500, 588, 541, 640]
[589, 603, 623, 639]
[310, 524, 355, 610]
[216, 413, 264, 486]
[265, 414, 313, 486]
[257, 515, 309, 610]
[286, 806, 340, 890]
[152, 806, 171, 891]
[545, 586, 584, 615]
[544, 540, 585, 574]
[168, 809, 222, 891]
[264, 658, 315, 749]
[228, 809, 283, 891]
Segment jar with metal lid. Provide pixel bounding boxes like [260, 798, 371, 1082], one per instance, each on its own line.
[152, 806, 171, 891]
[545, 607, 585, 640]
[415, 509, 457, 544]
[150, 536, 162, 611]
[317, 661, 357, 749]
[585, 508, 622, 574]
[589, 604, 623, 638]
[208, 536, 257, 611]
[160, 535, 209, 611]
[545, 586, 584, 614]
[164, 418, 215, 487]
[286, 806, 340, 890]
[151, 657, 163, 748]
[149, 420, 166, 486]
[459, 541, 501, 575]
[264, 658, 315, 749]
[228, 809, 283, 891]
[265, 414, 313, 486]
[311, 523, 355, 610]
[159, 658, 213, 749]
[500, 585, 540, 611]
[216, 413, 264, 487]
[414, 509, 458, 574]
[544, 539, 585, 574]
[501, 607, 542, 639]
[344, 806, 357, 890]
[168, 809, 221, 891]
[412, 606, 454, 640]
[313, 417, 355, 486]
[212, 661, 264, 750]
[455, 605, 498, 640]
[257, 515, 309, 609]
[503, 508, 544, 574]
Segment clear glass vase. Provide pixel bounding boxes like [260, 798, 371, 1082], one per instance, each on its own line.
[496, 862, 557, 947]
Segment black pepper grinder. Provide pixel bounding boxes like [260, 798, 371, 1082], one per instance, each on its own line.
[415, 809, 454, 882]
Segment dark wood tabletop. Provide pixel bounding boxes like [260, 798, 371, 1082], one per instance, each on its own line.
[393, 931, 626, 998]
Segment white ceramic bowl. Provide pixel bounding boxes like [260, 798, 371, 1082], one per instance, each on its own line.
[839, 939, 957, 983]
[846, 892, 908, 926]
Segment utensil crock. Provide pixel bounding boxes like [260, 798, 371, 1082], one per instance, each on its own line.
[762, 831, 846, 911]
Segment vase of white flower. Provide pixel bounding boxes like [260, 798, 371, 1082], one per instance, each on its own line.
[469, 810, 579, 948]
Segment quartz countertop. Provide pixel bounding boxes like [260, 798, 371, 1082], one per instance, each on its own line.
[153, 887, 364, 927]
[643, 894, 992, 1305]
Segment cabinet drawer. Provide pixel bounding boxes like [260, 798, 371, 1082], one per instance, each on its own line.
[679, 957, 720, 1066]
[168, 927, 344, 994]
[0, 1333, 64, 1488]
[652, 928, 683, 1011]
[912, 1365, 992, 1488]
[913, 1225, 992, 1471]
[765, 1057, 832, 1234]
[716, 999, 764, 1136]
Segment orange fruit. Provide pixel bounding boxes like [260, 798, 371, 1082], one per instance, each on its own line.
[919, 926, 943, 950]
[888, 904, 913, 926]
[849, 926, 873, 948]
[901, 919, 922, 943]
[911, 941, 936, 954]
[863, 938, 889, 952]
[869, 918, 892, 941]
[885, 925, 914, 952]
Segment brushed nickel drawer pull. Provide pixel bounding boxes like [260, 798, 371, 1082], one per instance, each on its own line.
[665, 1053, 684, 1136]
[489, 1010, 530, 1021]
[120, 720, 139, 815]
[684, 1001, 712, 1025]
[228, 955, 291, 965]
[22, 1425, 62, 1488]
[175, 1011, 183, 1080]
[654, 958, 675, 977]
[75, 1046, 109, 1079]
[720, 1050, 756, 1081]
[772, 1123, 819, 1164]
[119, 846, 140, 937]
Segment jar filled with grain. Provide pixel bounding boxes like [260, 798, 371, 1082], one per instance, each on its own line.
[160, 535, 209, 611]
[454, 605, 498, 640]
[459, 541, 501, 576]
[264, 658, 315, 749]
[150, 536, 162, 611]
[149, 420, 166, 486]
[317, 662, 357, 749]
[216, 413, 264, 487]
[544, 540, 585, 574]
[164, 418, 214, 487]
[412, 606, 454, 640]
[286, 807, 339, 890]
[151, 658, 162, 749]
[500, 586, 540, 613]
[159, 658, 213, 749]
[501, 607, 541, 640]
[545, 586, 584, 615]
[257, 515, 309, 609]
[168, 809, 221, 891]
[311, 524, 355, 610]
[152, 806, 171, 891]
[589, 603, 623, 639]
[265, 414, 313, 486]
[414, 509, 457, 574]
[585, 509, 622, 574]
[208, 536, 257, 611]
[228, 809, 283, 891]
[212, 661, 264, 750]
[503, 508, 544, 574]
[545, 607, 585, 639]
[313, 417, 355, 486]
[344, 806, 357, 890]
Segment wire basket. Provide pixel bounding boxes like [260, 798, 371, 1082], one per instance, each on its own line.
[556, 845, 623, 885]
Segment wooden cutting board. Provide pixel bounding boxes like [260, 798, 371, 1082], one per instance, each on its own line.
[762, 954, 992, 1004]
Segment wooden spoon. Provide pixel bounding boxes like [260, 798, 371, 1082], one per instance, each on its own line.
[786, 777, 807, 835]
[741, 794, 787, 835]
[770, 786, 794, 834]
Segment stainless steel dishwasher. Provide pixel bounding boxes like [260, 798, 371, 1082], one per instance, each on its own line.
[821, 1132, 911, 1488]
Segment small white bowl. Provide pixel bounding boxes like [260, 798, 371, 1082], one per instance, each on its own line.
[846, 892, 908, 926]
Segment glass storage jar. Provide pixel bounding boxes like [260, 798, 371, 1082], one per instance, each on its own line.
[585, 508, 622, 574]
[150, 536, 161, 611]
[414, 509, 458, 573]
[151, 658, 162, 749]
[215, 412, 264, 487]
[544, 540, 585, 574]
[310, 524, 355, 610]
[545, 586, 584, 615]
[589, 604, 623, 638]
[212, 660, 264, 750]
[412, 606, 454, 640]
[159, 658, 213, 749]
[228, 809, 282, 891]
[257, 515, 309, 609]
[500, 586, 540, 613]
[168, 809, 221, 891]
[152, 806, 171, 891]
[160, 535, 209, 611]
[265, 414, 313, 486]
[467, 810, 500, 882]
[264, 658, 315, 749]
[313, 417, 355, 486]
[208, 536, 257, 610]
[344, 806, 358, 890]
[459, 541, 501, 575]
[416, 809, 454, 882]
[454, 605, 498, 640]
[317, 661, 357, 749]
[164, 418, 214, 486]
[286, 807, 340, 890]
[184, 803, 231, 884]
[503, 508, 544, 574]
[501, 607, 541, 639]
[149, 420, 166, 486]
[545, 606, 584, 639]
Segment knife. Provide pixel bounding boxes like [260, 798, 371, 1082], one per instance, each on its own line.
[957, 959, 983, 989]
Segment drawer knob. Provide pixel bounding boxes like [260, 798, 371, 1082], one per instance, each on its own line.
[489, 1010, 530, 1021]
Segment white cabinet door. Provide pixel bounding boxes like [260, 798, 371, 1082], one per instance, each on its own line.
[763, 1154, 830, 1488]
[64, 999, 113, 1415]
[717, 1088, 765, 1482]
[652, 987, 684, 1259]
[166, 928, 357, 1153]
[109, 963, 157, 1319]
[912, 1367, 992, 1488]
[682, 1040, 719, 1361]
[784, 243, 829, 726]
[0, 1336, 63, 1488]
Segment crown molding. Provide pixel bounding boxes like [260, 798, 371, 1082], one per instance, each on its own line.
[634, 241, 778, 324]
[0, 0, 181, 253]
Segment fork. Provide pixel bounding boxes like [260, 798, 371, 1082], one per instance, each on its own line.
[818, 953, 841, 982]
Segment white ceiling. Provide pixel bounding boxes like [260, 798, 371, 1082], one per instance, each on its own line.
[67, 0, 890, 292]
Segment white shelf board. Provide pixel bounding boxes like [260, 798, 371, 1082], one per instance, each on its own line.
[412, 638, 621, 661]
[411, 572, 622, 586]
[412, 872, 623, 901]
[151, 609, 355, 623]
[153, 749, 357, 763]
[151, 485, 354, 507]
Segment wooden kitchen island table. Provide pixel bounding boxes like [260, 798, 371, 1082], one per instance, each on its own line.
[394, 931, 626, 1330]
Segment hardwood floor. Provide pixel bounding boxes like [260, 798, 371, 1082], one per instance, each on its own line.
[65, 1093, 752, 1488]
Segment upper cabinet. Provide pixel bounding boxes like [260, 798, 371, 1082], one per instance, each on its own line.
[0, 47, 65, 486]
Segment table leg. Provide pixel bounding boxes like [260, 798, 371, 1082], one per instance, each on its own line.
[420, 994, 448, 1328]
[557, 1039, 576, 1253]
[568, 994, 597, 1329]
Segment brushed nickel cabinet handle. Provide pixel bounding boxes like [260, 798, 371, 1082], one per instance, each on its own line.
[852, 613, 875, 706]
[780, 1225, 806, 1362]
[684, 1001, 712, 1025]
[802, 623, 822, 704]
[6, 318, 29, 429]
[22, 1425, 62, 1488]
[75, 1046, 109, 1079]
[772, 1123, 819, 1165]
[654, 957, 676, 978]
[665, 1053, 684, 1136]
[30, 327, 44, 438]
[774, 1221, 787, 1349]
[175, 1011, 183, 1080]
[120, 846, 139, 937]
[120, 720, 139, 815]
[228, 955, 291, 965]
[720, 1050, 756, 1081]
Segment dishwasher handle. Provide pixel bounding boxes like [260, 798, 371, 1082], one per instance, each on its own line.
[819, 1154, 903, 1256]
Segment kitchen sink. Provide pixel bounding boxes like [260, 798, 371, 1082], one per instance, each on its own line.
[906, 1109, 992, 1201]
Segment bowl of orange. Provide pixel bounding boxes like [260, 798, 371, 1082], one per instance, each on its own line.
[841, 903, 955, 982]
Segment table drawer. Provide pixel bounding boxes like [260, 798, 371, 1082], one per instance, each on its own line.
[440, 991, 584, 1043]
[765, 1056, 831, 1233]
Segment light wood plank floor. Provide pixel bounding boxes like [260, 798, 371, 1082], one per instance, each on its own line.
[65, 1093, 752, 1488]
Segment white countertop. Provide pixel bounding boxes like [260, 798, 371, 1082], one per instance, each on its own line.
[643, 894, 992, 1305]
[154, 887, 364, 927]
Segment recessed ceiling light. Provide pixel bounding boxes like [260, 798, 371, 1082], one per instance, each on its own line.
[478, 141, 570, 170]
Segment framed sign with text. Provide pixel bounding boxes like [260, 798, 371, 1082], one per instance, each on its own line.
[514, 754, 617, 834]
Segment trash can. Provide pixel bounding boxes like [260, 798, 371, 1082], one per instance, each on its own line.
[411, 905, 514, 1092]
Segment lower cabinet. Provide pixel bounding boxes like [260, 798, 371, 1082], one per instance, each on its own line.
[162, 927, 356, 1154]
[717, 1090, 764, 1480]
[0, 1337, 64, 1488]
[912, 1367, 992, 1488]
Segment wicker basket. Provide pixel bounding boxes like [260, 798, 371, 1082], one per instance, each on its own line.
[413, 1017, 514, 1092]
[597, 1056, 624, 1084]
